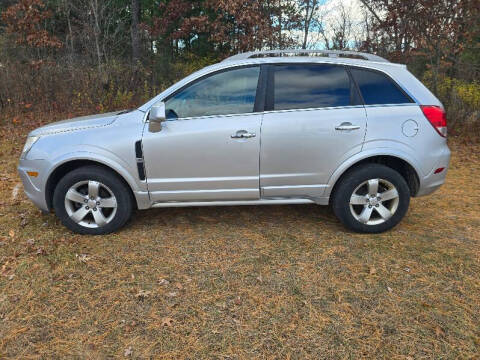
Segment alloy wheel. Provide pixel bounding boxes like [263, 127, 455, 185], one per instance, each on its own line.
[64, 180, 117, 228]
[349, 178, 400, 226]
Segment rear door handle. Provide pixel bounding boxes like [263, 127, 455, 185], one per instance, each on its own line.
[335, 122, 360, 131]
[231, 130, 256, 139]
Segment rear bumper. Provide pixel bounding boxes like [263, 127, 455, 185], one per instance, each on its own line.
[416, 146, 451, 197]
[18, 159, 50, 212]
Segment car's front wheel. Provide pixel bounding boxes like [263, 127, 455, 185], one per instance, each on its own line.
[53, 166, 133, 235]
[332, 164, 410, 233]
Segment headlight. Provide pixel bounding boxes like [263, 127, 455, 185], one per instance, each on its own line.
[21, 136, 40, 159]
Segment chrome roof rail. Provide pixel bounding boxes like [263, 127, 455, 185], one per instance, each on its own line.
[223, 49, 390, 63]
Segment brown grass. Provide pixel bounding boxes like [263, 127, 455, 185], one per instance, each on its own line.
[0, 118, 479, 359]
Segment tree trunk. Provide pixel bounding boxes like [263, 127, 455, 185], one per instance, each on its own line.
[131, 0, 141, 65]
[90, 0, 103, 77]
[302, 1, 311, 49]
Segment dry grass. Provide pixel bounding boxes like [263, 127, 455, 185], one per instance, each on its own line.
[0, 120, 479, 359]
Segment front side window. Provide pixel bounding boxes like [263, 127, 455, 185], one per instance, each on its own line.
[165, 66, 260, 119]
[272, 64, 352, 110]
[350, 67, 413, 105]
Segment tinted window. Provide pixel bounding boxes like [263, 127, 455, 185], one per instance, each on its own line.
[273, 64, 351, 110]
[165, 66, 260, 119]
[350, 68, 413, 105]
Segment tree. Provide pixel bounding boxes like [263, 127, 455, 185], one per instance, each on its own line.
[298, 0, 320, 49]
[131, 0, 141, 65]
[2, 0, 62, 49]
[147, 0, 300, 58]
[323, 1, 354, 50]
[358, 0, 480, 84]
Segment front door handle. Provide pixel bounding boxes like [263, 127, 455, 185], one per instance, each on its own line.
[231, 130, 256, 139]
[335, 122, 360, 131]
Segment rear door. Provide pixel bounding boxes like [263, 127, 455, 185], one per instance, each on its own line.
[260, 63, 367, 200]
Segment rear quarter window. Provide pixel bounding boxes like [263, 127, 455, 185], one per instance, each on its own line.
[350, 67, 414, 105]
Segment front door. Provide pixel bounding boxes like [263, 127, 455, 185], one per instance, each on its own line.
[260, 63, 367, 200]
[142, 66, 263, 203]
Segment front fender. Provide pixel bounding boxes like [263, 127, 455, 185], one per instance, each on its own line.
[51, 149, 142, 189]
[44, 149, 150, 210]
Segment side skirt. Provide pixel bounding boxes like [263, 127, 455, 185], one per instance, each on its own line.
[151, 198, 317, 208]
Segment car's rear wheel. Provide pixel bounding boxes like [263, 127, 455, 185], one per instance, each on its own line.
[332, 164, 410, 233]
[53, 166, 133, 235]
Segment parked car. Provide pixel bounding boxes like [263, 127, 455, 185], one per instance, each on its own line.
[18, 49, 450, 235]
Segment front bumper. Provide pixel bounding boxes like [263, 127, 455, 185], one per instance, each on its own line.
[18, 159, 50, 212]
[416, 146, 451, 197]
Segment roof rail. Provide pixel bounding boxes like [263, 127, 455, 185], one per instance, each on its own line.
[223, 49, 389, 63]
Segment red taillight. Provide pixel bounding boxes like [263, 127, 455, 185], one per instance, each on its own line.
[420, 105, 447, 137]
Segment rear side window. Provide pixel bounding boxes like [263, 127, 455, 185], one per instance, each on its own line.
[272, 64, 351, 110]
[350, 68, 413, 105]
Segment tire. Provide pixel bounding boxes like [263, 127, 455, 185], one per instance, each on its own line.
[53, 166, 133, 235]
[332, 164, 410, 233]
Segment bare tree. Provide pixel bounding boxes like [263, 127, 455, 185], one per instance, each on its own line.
[298, 0, 320, 49]
[131, 0, 141, 65]
[321, 1, 354, 50]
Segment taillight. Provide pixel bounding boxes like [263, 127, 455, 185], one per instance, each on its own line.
[420, 105, 447, 137]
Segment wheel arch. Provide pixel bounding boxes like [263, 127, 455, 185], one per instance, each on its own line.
[45, 159, 139, 211]
[328, 154, 421, 202]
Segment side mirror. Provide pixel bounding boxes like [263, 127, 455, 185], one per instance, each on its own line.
[150, 101, 166, 123]
[149, 101, 166, 132]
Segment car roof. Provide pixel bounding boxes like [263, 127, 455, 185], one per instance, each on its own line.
[223, 49, 389, 62]
[217, 56, 406, 70]
[220, 49, 406, 70]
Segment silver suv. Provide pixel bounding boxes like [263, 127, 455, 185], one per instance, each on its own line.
[18, 50, 450, 235]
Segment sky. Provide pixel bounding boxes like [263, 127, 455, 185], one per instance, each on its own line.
[300, 0, 366, 49]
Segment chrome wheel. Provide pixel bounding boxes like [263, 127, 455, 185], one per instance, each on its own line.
[349, 178, 400, 226]
[64, 180, 117, 228]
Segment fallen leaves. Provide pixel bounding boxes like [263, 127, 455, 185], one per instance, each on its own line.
[158, 278, 170, 286]
[166, 291, 178, 298]
[11, 183, 21, 200]
[435, 326, 445, 337]
[161, 317, 174, 327]
[124, 346, 133, 357]
[135, 290, 152, 300]
[20, 215, 28, 227]
[0, 136, 478, 358]
[1, 257, 16, 279]
[75, 254, 91, 263]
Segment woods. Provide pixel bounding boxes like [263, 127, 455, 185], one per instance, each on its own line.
[0, 0, 479, 137]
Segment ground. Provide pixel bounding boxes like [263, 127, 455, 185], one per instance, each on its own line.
[0, 122, 479, 359]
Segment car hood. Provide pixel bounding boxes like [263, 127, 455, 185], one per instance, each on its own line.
[29, 111, 125, 136]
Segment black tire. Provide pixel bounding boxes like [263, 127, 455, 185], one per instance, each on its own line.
[53, 166, 133, 235]
[332, 164, 410, 233]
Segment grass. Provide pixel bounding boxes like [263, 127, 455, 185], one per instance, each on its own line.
[0, 119, 479, 358]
